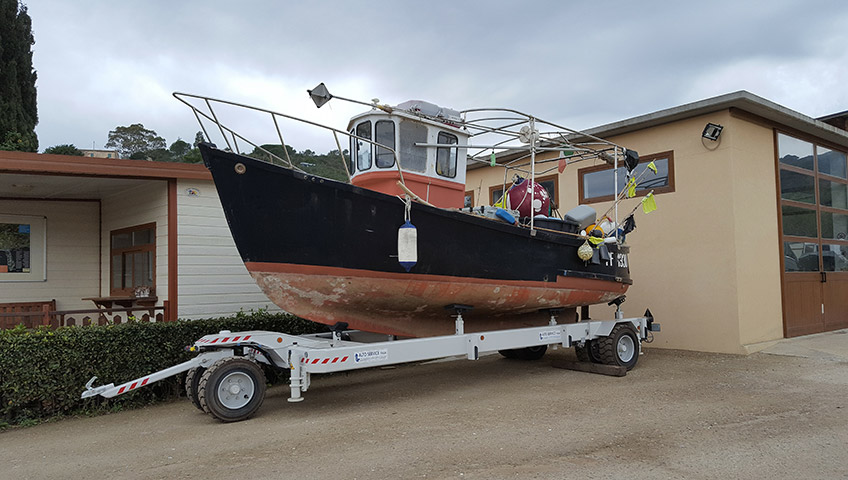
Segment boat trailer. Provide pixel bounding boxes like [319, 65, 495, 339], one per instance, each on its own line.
[82, 306, 659, 422]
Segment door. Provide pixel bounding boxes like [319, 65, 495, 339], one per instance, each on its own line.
[778, 133, 848, 337]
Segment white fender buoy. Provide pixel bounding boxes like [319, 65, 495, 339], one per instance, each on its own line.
[398, 221, 417, 272]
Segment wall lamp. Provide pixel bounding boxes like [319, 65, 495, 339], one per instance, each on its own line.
[702, 123, 723, 141]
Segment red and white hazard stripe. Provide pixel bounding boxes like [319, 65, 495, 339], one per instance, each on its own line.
[197, 335, 252, 344]
[116, 376, 150, 395]
[301, 356, 349, 365]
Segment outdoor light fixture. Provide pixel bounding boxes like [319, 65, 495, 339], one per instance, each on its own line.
[702, 123, 723, 141]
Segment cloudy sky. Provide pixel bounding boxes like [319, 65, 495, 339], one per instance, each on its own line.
[25, 0, 848, 154]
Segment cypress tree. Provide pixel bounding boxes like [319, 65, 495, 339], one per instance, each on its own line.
[0, 0, 38, 152]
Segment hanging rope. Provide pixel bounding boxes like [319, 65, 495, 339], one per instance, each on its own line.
[403, 194, 412, 223]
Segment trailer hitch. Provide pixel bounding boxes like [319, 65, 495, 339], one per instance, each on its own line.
[81, 376, 116, 399]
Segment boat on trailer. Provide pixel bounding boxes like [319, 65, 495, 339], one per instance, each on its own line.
[174, 84, 643, 337]
[79, 84, 661, 423]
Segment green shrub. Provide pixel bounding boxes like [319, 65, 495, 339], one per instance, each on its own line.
[0, 311, 324, 426]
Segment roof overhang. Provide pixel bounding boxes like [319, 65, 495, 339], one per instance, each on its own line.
[0, 150, 211, 180]
[582, 90, 848, 149]
[0, 151, 212, 200]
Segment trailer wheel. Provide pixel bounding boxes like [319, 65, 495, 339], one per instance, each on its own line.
[498, 345, 547, 360]
[597, 324, 639, 370]
[574, 340, 601, 363]
[185, 367, 206, 411]
[518, 345, 548, 360]
[198, 357, 266, 422]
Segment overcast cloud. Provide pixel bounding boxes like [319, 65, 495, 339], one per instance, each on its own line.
[25, 0, 848, 154]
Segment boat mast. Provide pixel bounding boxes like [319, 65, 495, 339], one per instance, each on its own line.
[529, 117, 536, 233]
[614, 147, 619, 240]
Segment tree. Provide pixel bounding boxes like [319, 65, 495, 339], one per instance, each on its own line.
[193, 131, 205, 147]
[169, 138, 191, 161]
[43, 144, 83, 156]
[0, 1, 38, 152]
[104, 123, 166, 158]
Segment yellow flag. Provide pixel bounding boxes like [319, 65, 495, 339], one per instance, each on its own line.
[626, 177, 637, 198]
[587, 236, 605, 246]
[641, 192, 657, 214]
[647, 161, 657, 174]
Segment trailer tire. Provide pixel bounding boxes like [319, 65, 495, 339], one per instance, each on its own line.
[517, 345, 548, 360]
[185, 367, 206, 411]
[574, 340, 602, 363]
[498, 345, 547, 360]
[497, 349, 519, 359]
[198, 357, 266, 422]
[597, 324, 639, 370]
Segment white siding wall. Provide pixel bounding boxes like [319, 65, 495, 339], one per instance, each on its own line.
[0, 200, 99, 310]
[176, 179, 280, 319]
[100, 181, 169, 301]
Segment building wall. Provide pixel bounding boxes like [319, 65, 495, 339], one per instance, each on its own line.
[727, 115, 784, 347]
[0, 199, 99, 310]
[465, 109, 785, 354]
[100, 181, 170, 302]
[175, 179, 280, 319]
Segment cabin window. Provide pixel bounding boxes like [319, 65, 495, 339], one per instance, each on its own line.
[375, 120, 396, 168]
[347, 131, 356, 174]
[355, 121, 372, 171]
[436, 132, 458, 178]
[398, 119, 427, 173]
[110, 223, 155, 295]
[578, 151, 674, 204]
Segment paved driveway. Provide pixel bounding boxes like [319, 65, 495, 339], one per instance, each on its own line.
[3, 332, 848, 479]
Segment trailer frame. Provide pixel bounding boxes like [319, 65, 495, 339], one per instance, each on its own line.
[82, 307, 659, 422]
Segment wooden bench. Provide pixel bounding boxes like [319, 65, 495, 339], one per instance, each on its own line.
[0, 300, 56, 329]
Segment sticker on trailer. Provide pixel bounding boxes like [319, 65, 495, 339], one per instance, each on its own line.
[354, 349, 388, 364]
[539, 330, 560, 342]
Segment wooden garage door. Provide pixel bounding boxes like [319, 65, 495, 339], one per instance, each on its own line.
[778, 132, 848, 337]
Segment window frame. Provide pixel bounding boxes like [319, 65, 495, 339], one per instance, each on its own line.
[110, 222, 156, 296]
[578, 151, 675, 204]
[489, 185, 504, 205]
[374, 120, 396, 169]
[464, 190, 474, 208]
[435, 131, 459, 178]
[355, 121, 372, 172]
[776, 130, 848, 273]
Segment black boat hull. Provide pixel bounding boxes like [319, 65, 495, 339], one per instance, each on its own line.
[201, 144, 631, 336]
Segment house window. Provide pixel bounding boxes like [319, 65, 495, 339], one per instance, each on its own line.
[110, 223, 155, 295]
[489, 185, 504, 205]
[488, 175, 558, 209]
[464, 191, 474, 208]
[436, 132, 458, 178]
[578, 151, 674, 204]
[375, 120, 395, 168]
[777, 132, 848, 272]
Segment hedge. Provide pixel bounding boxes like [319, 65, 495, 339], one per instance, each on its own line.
[0, 311, 325, 427]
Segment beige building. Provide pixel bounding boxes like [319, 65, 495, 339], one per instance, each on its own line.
[80, 148, 120, 159]
[467, 91, 848, 354]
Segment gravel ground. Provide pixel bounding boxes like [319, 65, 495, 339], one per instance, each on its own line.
[2, 345, 847, 480]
